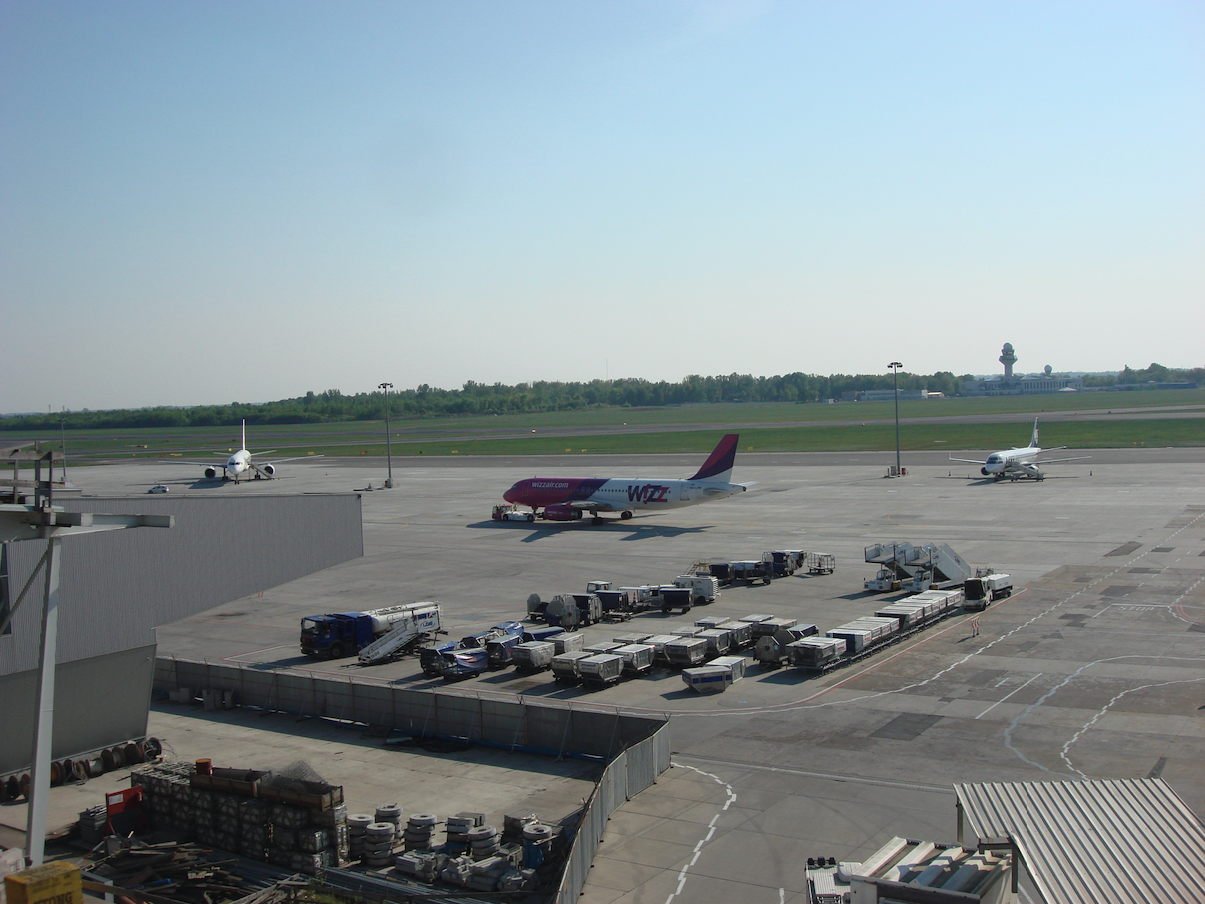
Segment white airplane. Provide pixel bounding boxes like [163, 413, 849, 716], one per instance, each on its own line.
[950, 418, 1089, 481]
[180, 421, 321, 483]
[502, 433, 751, 524]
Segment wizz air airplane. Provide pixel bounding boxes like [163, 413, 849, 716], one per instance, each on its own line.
[502, 433, 749, 523]
[180, 421, 321, 483]
[950, 418, 1089, 481]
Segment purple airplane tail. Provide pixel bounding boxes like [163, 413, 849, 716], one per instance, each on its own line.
[690, 434, 739, 483]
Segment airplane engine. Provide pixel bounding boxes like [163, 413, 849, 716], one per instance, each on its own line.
[204, 467, 218, 479]
[543, 504, 575, 521]
[262, 463, 275, 476]
[981, 467, 990, 476]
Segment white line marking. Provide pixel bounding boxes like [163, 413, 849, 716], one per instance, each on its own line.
[975, 672, 1044, 720]
[664, 762, 737, 904]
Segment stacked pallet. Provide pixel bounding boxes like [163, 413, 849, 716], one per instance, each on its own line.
[89, 839, 263, 904]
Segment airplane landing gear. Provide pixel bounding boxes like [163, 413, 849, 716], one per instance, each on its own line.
[620, 510, 634, 520]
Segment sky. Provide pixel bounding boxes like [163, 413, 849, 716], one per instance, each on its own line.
[2, 1, 1202, 413]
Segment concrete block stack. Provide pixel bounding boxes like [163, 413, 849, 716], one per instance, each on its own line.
[443, 813, 480, 853]
[467, 824, 500, 860]
[403, 813, 438, 851]
[346, 814, 373, 861]
[393, 850, 440, 883]
[361, 823, 396, 869]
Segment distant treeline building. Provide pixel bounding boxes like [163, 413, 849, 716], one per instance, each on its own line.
[961, 343, 1084, 396]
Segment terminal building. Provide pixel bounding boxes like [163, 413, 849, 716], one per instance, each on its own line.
[961, 343, 1084, 396]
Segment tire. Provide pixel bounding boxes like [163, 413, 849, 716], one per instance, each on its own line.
[526, 513, 534, 522]
[329, 644, 344, 659]
[620, 511, 633, 520]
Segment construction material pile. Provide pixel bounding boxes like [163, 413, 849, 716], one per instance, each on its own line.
[87, 839, 275, 904]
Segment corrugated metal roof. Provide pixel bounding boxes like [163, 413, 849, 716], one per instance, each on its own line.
[955, 779, 1205, 904]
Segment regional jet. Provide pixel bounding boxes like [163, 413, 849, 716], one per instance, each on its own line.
[179, 421, 321, 483]
[950, 418, 1089, 481]
[501, 433, 750, 524]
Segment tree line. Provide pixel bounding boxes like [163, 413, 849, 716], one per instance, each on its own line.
[2, 365, 1198, 432]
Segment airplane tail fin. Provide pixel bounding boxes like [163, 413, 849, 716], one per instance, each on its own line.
[690, 434, 739, 483]
[1029, 418, 1040, 449]
[242, 419, 247, 451]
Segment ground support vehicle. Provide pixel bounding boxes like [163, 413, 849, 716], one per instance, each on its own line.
[511, 641, 556, 672]
[754, 625, 818, 668]
[709, 655, 747, 681]
[665, 636, 709, 668]
[864, 568, 902, 592]
[715, 619, 753, 649]
[435, 647, 489, 680]
[964, 573, 1013, 610]
[672, 574, 721, 604]
[658, 587, 694, 614]
[492, 503, 535, 522]
[578, 653, 624, 687]
[731, 558, 774, 585]
[551, 632, 585, 654]
[526, 593, 548, 620]
[586, 580, 613, 594]
[618, 586, 659, 609]
[643, 634, 683, 665]
[597, 589, 637, 621]
[461, 621, 524, 648]
[694, 561, 735, 586]
[301, 603, 442, 660]
[806, 552, 836, 575]
[523, 625, 565, 644]
[768, 550, 805, 577]
[485, 634, 523, 669]
[681, 665, 733, 694]
[419, 640, 459, 677]
[353, 602, 444, 664]
[748, 616, 798, 639]
[613, 643, 655, 675]
[543, 593, 602, 630]
[551, 651, 592, 683]
[696, 628, 733, 657]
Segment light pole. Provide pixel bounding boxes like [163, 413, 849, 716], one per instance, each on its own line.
[379, 382, 394, 488]
[888, 361, 903, 476]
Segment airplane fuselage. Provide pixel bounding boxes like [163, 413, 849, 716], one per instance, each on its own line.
[504, 476, 745, 514]
[982, 447, 1041, 477]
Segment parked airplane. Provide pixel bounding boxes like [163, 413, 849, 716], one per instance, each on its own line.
[502, 433, 750, 523]
[950, 418, 1088, 481]
[180, 421, 321, 483]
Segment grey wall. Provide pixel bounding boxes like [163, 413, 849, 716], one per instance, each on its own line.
[0, 494, 363, 675]
[0, 644, 156, 774]
[0, 494, 363, 774]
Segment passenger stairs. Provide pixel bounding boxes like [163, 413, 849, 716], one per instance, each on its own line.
[864, 541, 972, 586]
[358, 604, 442, 665]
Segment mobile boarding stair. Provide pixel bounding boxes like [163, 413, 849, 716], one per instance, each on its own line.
[864, 541, 972, 588]
[357, 602, 443, 664]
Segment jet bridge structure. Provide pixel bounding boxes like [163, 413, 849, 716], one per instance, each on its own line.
[864, 541, 974, 588]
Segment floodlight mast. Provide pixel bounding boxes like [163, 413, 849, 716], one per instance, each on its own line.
[889, 362, 903, 476]
[379, 382, 394, 488]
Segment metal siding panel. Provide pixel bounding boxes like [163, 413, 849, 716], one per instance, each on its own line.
[1, 495, 362, 675]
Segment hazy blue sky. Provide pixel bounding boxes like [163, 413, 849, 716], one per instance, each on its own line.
[2, 1, 1201, 412]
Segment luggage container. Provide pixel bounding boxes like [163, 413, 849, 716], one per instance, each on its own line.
[753, 626, 816, 667]
[768, 550, 804, 576]
[826, 626, 874, 655]
[665, 636, 709, 668]
[578, 653, 624, 687]
[788, 637, 844, 670]
[485, 634, 523, 669]
[875, 604, 925, 628]
[659, 587, 694, 613]
[551, 650, 592, 682]
[613, 643, 655, 675]
[511, 641, 556, 672]
[670, 625, 703, 637]
[437, 648, 489, 680]
[696, 628, 732, 656]
[584, 641, 623, 655]
[709, 655, 746, 681]
[716, 620, 753, 648]
[612, 632, 652, 645]
[523, 625, 565, 643]
[643, 634, 682, 664]
[596, 589, 634, 619]
[694, 616, 728, 630]
[682, 665, 733, 694]
[551, 632, 584, 654]
[750, 617, 798, 638]
[739, 614, 773, 626]
[842, 616, 899, 643]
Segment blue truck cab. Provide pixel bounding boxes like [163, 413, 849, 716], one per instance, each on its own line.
[300, 613, 374, 659]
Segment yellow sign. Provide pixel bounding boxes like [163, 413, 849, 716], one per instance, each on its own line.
[4, 861, 82, 904]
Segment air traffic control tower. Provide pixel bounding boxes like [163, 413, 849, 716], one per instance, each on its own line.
[999, 341, 1017, 378]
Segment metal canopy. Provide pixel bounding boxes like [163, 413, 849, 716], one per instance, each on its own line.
[955, 779, 1205, 904]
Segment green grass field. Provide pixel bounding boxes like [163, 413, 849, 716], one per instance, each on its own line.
[6, 389, 1202, 461]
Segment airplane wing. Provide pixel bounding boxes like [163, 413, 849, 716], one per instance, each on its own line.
[255, 455, 322, 464]
[248, 450, 278, 457]
[1032, 455, 1091, 464]
[172, 460, 227, 468]
[949, 457, 987, 465]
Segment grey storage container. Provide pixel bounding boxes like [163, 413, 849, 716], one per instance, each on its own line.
[551, 632, 585, 654]
[709, 655, 746, 681]
[826, 626, 873, 654]
[788, 637, 844, 669]
[682, 666, 732, 694]
[750, 616, 797, 637]
[665, 636, 709, 667]
[643, 634, 682, 664]
[614, 643, 655, 674]
[578, 653, 624, 685]
[583, 641, 622, 654]
[716, 620, 753, 648]
[511, 641, 556, 671]
[551, 650, 591, 680]
[696, 629, 732, 656]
